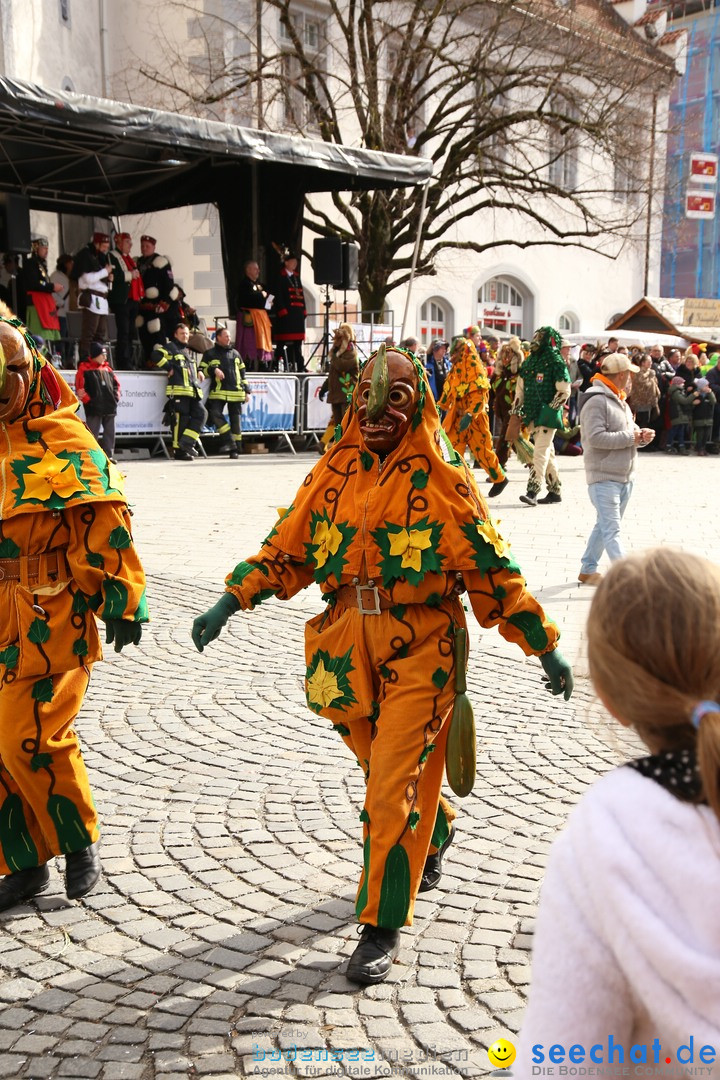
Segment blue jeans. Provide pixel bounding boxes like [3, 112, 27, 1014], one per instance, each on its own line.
[667, 424, 687, 448]
[580, 480, 633, 573]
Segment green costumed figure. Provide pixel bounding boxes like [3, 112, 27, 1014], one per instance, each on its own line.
[512, 326, 570, 506]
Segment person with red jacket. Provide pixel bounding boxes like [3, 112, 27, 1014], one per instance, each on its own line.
[108, 233, 144, 369]
[75, 343, 121, 460]
[272, 249, 306, 372]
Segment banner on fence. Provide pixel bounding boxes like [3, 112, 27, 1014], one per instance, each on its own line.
[304, 375, 334, 432]
[68, 370, 298, 437]
[243, 375, 296, 432]
[69, 370, 167, 433]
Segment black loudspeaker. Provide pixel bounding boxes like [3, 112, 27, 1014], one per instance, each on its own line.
[313, 236, 343, 286]
[0, 193, 31, 253]
[341, 243, 359, 291]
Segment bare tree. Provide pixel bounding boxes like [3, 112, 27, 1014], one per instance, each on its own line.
[131, 0, 676, 313]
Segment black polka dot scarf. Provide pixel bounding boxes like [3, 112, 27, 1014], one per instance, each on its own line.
[627, 749, 703, 803]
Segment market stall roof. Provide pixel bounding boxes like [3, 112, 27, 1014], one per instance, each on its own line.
[607, 296, 720, 346]
[563, 329, 688, 349]
[0, 77, 432, 216]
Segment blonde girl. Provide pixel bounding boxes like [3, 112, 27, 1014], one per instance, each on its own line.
[517, 549, 720, 1074]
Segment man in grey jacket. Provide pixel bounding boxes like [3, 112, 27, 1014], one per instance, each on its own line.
[578, 353, 654, 585]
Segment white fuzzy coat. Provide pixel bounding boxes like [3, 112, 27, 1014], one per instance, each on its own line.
[516, 767, 720, 1078]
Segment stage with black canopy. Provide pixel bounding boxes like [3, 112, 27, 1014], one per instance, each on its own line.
[0, 77, 431, 308]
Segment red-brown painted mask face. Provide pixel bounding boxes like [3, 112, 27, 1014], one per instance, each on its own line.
[0, 320, 33, 422]
[357, 349, 419, 454]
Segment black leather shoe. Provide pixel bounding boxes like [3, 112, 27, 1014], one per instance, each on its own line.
[537, 492, 562, 504]
[346, 925, 400, 985]
[174, 449, 193, 461]
[418, 826, 455, 893]
[0, 864, 50, 912]
[65, 841, 101, 900]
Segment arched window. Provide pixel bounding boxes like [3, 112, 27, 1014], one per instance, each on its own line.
[558, 312, 578, 333]
[419, 298, 451, 344]
[477, 276, 527, 337]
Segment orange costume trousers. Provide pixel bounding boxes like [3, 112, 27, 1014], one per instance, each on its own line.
[443, 409, 505, 483]
[0, 666, 98, 874]
[312, 598, 461, 929]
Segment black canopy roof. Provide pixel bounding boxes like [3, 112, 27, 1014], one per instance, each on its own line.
[0, 77, 432, 216]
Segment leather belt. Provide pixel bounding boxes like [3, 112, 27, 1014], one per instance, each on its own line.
[0, 550, 68, 583]
[335, 583, 394, 615]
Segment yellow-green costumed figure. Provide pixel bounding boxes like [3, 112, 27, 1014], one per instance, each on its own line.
[192, 345, 573, 984]
[0, 307, 148, 912]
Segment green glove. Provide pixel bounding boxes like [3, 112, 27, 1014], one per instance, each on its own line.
[192, 593, 240, 652]
[458, 412, 472, 432]
[540, 649, 574, 700]
[105, 619, 143, 653]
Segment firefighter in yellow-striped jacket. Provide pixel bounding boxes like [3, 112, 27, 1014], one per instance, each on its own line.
[200, 326, 251, 459]
[151, 322, 208, 461]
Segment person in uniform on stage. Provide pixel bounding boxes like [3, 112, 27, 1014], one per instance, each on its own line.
[24, 236, 63, 350]
[136, 235, 181, 359]
[236, 259, 274, 370]
[108, 233, 144, 369]
[272, 248, 306, 373]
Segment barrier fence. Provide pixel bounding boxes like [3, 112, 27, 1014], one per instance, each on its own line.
[68, 370, 334, 455]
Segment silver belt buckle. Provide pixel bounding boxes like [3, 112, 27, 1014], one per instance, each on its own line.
[356, 584, 381, 615]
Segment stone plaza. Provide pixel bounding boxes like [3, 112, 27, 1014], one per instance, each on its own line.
[0, 448, 717, 1080]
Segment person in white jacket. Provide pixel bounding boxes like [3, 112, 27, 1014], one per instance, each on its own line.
[76, 232, 112, 364]
[577, 353, 654, 585]
[516, 548, 720, 1079]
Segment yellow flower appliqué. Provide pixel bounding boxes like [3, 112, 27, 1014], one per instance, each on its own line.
[456, 381, 470, 397]
[311, 519, 343, 568]
[21, 449, 85, 502]
[476, 518, 510, 559]
[306, 660, 341, 709]
[388, 527, 433, 573]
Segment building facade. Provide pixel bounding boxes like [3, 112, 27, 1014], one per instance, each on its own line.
[0, 0, 686, 345]
[659, 0, 720, 299]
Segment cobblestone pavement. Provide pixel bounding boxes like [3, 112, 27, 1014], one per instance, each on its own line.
[1, 449, 717, 1080]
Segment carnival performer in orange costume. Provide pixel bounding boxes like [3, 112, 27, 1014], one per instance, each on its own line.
[0, 307, 148, 913]
[437, 335, 509, 497]
[192, 345, 572, 985]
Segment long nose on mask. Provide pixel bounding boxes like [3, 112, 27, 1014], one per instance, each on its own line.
[366, 342, 389, 421]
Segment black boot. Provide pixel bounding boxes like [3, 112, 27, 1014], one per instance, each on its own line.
[488, 477, 509, 498]
[418, 825, 455, 893]
[346, 925, 400, 985]
[0, 864, 50, 912]
[537, 491, 562, 504]
[65, 841, 101, 900]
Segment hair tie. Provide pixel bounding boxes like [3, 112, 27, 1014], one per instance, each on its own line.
[691, 700, 720, 730]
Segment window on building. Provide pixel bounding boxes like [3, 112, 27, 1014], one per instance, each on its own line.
[59, 0, 70, 24]
[419, 298, 450, 344]
[477, 277, 526, 336]
[279, 10, 327, 131]
[485, 93, 509, 170]
[558, 312, 578, 333]
[386, 45, 426, 148]
[548, 98, 578, 191]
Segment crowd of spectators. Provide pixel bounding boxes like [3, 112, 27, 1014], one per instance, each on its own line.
[2, 235, 719, 458]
